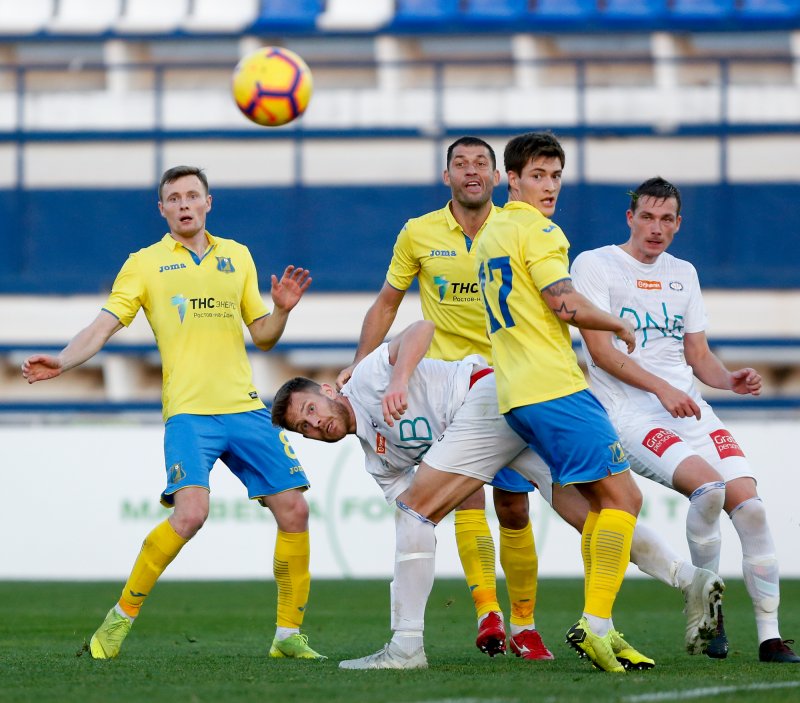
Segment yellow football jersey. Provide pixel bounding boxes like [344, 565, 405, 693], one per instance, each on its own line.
[103, 232, 268, 420]
[475, 201, 588, 412]
[385, 203, 496, 362]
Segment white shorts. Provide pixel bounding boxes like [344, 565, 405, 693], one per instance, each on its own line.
[422, 374, 538, 485]
[613, 403, 755, 489]
[371, 465, 416, 504]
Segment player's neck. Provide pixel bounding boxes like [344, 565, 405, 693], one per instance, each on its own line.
[340, 396, 358, 434]
[450, 200, 492, 239]
[171, 229, 209, 258]
[619, 242, 660, 265]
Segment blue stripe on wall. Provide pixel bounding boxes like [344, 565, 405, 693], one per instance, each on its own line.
[1, 183, 798, 293]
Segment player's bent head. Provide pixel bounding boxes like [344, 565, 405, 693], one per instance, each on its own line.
[159, 165, 209, 200]
[629, 176, 682, 215]
[271, 376, 321, 430]
[504, 132, 565, 178]
[446, 136, 496, 170]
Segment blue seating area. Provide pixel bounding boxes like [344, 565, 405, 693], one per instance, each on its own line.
[0, 0, 799, 36]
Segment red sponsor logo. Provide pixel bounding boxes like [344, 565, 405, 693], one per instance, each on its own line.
[710, 429, 745, 459]
[643, 428, 682, 457]
[637, 279, 662, 290]
[376, 433, 386, 455]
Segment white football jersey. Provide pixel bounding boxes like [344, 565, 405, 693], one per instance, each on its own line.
[341, 344, 486, 491]
[571, 244, 708, 417]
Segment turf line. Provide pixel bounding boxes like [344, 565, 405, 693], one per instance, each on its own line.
[623, 680, 800, 702]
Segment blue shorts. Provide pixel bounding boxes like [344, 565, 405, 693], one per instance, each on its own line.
[162, 408, 309, 507]
[504, 389, 629, 487]
[490, 466, 536, 493]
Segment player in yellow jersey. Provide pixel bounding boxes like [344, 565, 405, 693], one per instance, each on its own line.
[21, 165, 325, 662]
[336, 137, 552, 660]
[475, 132, 644, 673]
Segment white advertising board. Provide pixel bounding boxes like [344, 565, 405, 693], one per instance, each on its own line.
[1, 419, 797, 580]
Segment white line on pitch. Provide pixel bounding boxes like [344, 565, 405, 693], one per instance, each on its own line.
[623, 680, 800, 702]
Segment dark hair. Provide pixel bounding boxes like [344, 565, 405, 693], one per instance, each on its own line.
[158, 165, 209, 200]
[629, 177, 682, 215]
[271, 376, 321, 429]
[446, 136, 497, 170]
[504, 132, 565, 176]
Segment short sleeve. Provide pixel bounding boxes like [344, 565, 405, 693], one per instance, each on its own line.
[525, 224, 572, 292]
[571, 250, 612, 313]
[385, 224, 419, 292]
[682, 264, 708, 334]
[102, 254, 144, 327]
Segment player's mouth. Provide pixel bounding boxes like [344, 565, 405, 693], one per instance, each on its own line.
[179, 215, 194, 224]
[464, 179, 482, 191]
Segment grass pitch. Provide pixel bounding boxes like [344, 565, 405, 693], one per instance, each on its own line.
[1, 578, 799, 703]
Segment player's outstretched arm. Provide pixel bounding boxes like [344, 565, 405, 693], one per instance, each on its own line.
[381, 320, 435, 426]
[336, 282, 405, 390]
[684, 331, 762, 396]
[249, 265, 311, 351]
[542, 278, 636, 353]
[581, 328, 702, 419]
[21, 310, 123, 384]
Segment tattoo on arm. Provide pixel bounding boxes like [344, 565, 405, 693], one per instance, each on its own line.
[543, 279, 577, 321]
[543, 279, 575, 296]
[551, 300, 578, 321]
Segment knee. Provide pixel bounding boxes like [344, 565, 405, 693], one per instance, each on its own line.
[494, 491, 529, 530]
[268, 491, 310, 532]
[171, 505, 208, 539]
[690, 481, 726, 519]
[456, 488, 485, 511]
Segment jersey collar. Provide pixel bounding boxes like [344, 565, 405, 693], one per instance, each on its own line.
[443, 201, 498, 236]
[160, 231, 217, 252]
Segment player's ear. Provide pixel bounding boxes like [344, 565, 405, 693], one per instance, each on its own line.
[157, 201, 165, 218]
[206, 194, 212, 212]
[319, 383, 336, 398]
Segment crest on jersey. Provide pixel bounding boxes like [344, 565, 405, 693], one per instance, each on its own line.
[216, 257, 235, 273]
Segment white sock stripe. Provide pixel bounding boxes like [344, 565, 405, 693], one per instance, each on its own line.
[689, 481, 726, 501]
[396, 499, 436, 525]
[729, 495, 763, 518]
[396, 551, 435, 562]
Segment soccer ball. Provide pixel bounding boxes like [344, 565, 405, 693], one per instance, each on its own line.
[231, 46, 313, 127]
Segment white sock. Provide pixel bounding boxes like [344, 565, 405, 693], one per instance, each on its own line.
[686, 481, 725, 573]
[114, 603, 135, 624]
[275, 626, 298, 641]
[390, 506, 436, 636]
[731, 497, 781, 643]
[630, 521, 684, 588]
[675, 560, 698, 592]
[390, 631, 424, 654]
[510, 622, 533, 636]
[583, 613, 610, 636]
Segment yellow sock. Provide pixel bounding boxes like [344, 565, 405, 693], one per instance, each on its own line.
[499, 521, 537, 628]
[585, 509, 636, 619]
[582, 511, 599, 604]
[274, 530, 311, 629]
[118, 519, 187, 618]
[455, 509, 499, 618]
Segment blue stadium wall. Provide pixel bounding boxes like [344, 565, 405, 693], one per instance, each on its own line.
[2, 183, 798, 293]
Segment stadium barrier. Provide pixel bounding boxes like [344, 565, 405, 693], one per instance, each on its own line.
[2, 418, 798, 579]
